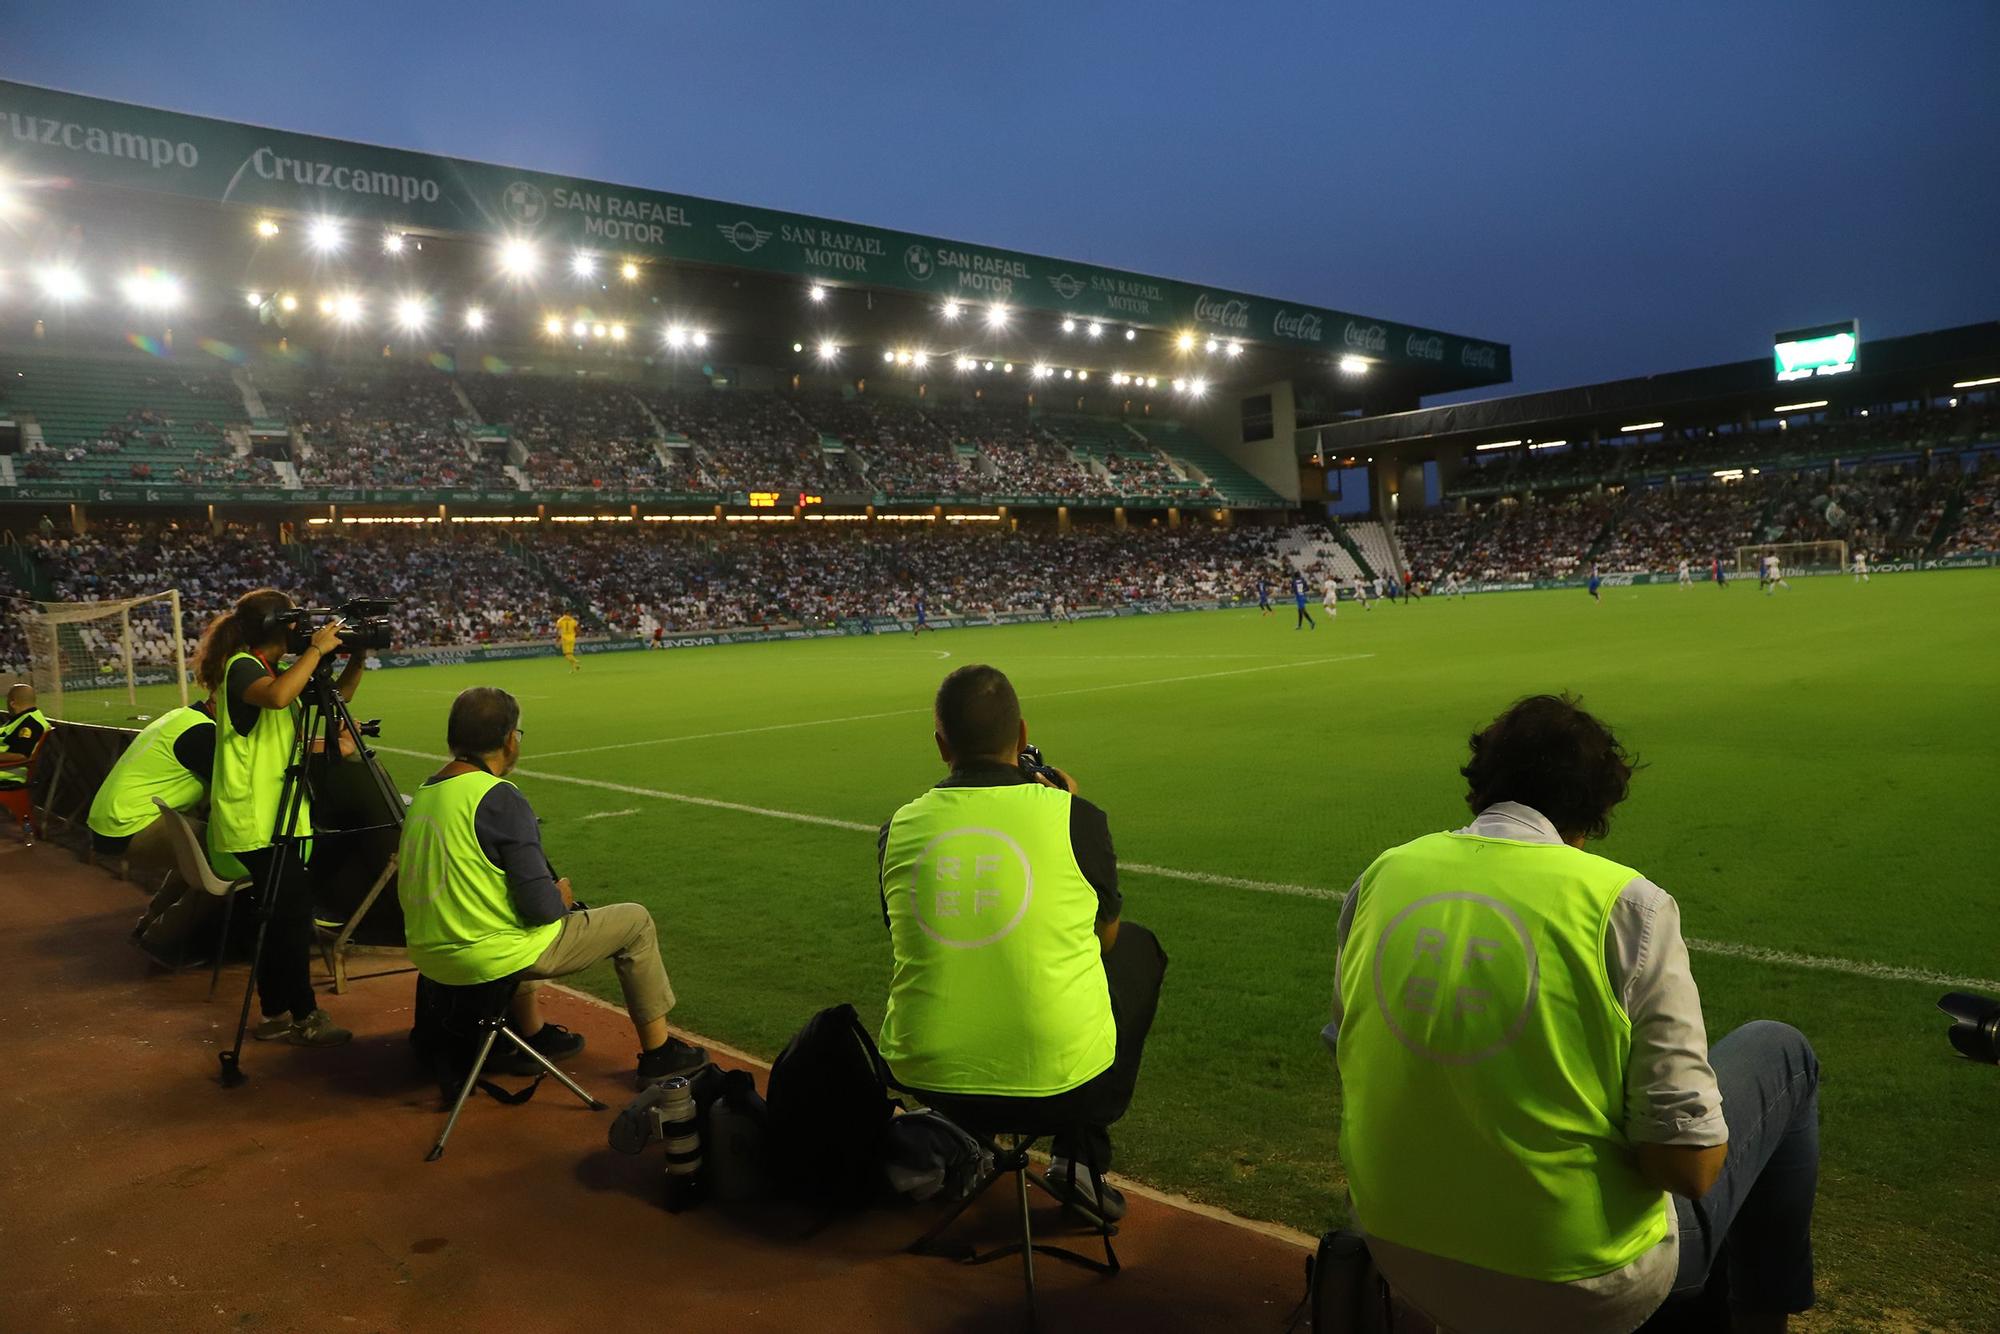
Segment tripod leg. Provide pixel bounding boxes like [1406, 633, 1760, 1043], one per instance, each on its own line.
[428, 1027, 503, 1161]
[498, 1027, 606, 1110]
[1016, 1160, 1039, 1328]
[218, 899, 274, 1087]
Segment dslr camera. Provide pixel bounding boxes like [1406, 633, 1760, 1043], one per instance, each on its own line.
[1017, 744, 1068, 789]
[278, 597, 396, 655]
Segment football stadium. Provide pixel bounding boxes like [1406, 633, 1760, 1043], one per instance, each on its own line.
[2, 59, 1998, 1334]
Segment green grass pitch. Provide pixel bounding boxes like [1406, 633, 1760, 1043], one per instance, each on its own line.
[94, 569, 2000, 1331]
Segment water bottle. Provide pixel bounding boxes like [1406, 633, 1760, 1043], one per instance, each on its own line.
[655, 1076, 704, 1213]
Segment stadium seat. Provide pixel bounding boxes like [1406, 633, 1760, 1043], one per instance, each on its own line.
[146, 799, 251, 989]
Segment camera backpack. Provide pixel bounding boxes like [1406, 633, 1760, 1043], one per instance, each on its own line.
[764, 1003, 897, 1209]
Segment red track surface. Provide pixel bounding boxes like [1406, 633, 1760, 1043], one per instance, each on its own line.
[0, 839, 1307, 1333]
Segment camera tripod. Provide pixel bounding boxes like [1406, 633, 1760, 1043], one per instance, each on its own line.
[218, 659, 404, 1087]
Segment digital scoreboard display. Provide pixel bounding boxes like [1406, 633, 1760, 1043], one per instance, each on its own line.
[1774, 320, 1859, 382]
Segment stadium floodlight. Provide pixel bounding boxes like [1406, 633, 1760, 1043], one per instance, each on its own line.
[1191, 378, 1208, 395]
[1061, 368, 1073, 380]
[1175, 331, 1195, 352]
[121, 269, 181, 311]
[464, 306, 487, 332]
[279, 293, 299, 313]
[611, 324, 627, 342]
[307, 217, 345, 253]
[1002, 362, 1013, 373]
[1620, 421, 1665, 432]
[1529, 440, 1566, 450]
[985, 303, 1009, 329]
[1952, 376, 2000, 389]
[1204, 338, 1218, 354]
[543, 316, 563, 336]
[244, 292, 264, 309]
[1087, 322, 1103, 338]
[983, 360, 995, 371]
[331, 292, 363, 325]
[956, 356, 976, 371]
[1772, 400, 1827, 414]
[592, 323, 608, 338]
[1339, 355, 1369, 374]
[1476, 441, 1523, 451]
[572, 319, 590, 337]
[793, 342, 804, 353]
[499, 237, 540, 279]
[394, 295, 429, 332]
[1226, 340, 1243, 357]
[1032, 364, 1051, 380]
[36, 266, 86, 302]
[1062, 318, 1076, 333]
[1145, 376, 1158, 388]
[883, 350, 895, 364]
[809, 284, 828, 303]
[665, 325, 688, 348]
[1172, 378, 1185, 392]
[690, 331, 708, 349]
[912, 350, 930, 370]
[1113, 374, 1127, 386]
[255, 218, 281, 239]
[941, 299, 962, 321]
[1125, 328, 1137, 341]
[382, 232, 406, 255]
[620, 261, 640, 281]
[571, 252, 597, 279]
[817, 340, 838, 362]
[894, 350, 912, 366]
[1077, 370, 1088, 381]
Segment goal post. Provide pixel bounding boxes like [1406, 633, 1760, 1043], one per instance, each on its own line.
[16, 590, 189, 718]
[1734, 540, 1848, 576]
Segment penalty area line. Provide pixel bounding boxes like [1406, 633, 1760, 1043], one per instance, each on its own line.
[376, 745, 1987, 990]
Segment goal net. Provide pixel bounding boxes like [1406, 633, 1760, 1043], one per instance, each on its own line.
[14, 590, 190, 718]
[1734, 540, 1847, 576]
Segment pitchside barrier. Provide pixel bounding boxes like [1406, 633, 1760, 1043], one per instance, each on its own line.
[1450, 551, 1996, 597]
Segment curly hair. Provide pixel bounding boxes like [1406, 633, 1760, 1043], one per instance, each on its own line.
[193, 588, 292, 693]
[1461, 693, 1637, 842]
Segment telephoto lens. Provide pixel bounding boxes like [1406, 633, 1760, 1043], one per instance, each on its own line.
[655, 1076, 704, 1212]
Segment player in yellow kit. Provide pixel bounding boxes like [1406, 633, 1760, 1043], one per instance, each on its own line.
[556, 612, 580, 671]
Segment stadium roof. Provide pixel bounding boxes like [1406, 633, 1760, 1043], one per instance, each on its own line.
[0, 79, 1510, 396]
[1307, 321, 2000, 455]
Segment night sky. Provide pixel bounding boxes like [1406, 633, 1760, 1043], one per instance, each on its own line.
[9, 1, 1997, 400]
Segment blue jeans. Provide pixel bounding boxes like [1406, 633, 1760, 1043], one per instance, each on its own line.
[1666, 1020, 1821, 1316]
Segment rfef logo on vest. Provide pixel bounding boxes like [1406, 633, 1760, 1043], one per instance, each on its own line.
[1193, 293, 1250, 331]
[1371, 891, 1539, 1066]
[1343, 321, 1389, 353]
[1272, 308, 1324, 342]
[910, 826, 1034, 949]
[1406, 334, 1445, 362]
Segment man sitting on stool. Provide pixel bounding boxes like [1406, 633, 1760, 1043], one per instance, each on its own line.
[877, 664, 1168, 1219]
[0, 682, 51, 840]
[397, 687, 707, 1086]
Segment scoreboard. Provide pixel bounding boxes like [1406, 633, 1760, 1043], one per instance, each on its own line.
[1774, 320, 1859, 383]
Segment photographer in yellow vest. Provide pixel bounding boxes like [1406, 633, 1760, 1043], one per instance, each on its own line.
[878, 664, 1167, 1220]
[194, 588, 365, 1049]
[0, 682, 51, 839]
[397, 687, 707, 1086]
[1328, 694, 1820, 1334]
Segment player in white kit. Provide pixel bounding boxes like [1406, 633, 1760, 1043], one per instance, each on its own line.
[1853, 550, 1869, 583]
[1678, 558, 1693, 588]
[1351, 577, 1371, 610]
[1323, 577, 1340, 620]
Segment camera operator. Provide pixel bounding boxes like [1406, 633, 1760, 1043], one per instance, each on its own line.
[194, 587, 364, 1048]
[876, 664, 1168, 1219]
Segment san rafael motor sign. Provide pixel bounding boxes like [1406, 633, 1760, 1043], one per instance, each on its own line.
[0, 79, 1508, 380]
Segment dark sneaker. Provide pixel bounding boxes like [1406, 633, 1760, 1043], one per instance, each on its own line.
[635, 1036, 709, 1088]
[488, 1022, 586, 1076]
[253, 1014, 295, 1041]
[283, 1008, 353, 1048]
[1040, 1159, 1128, 1223]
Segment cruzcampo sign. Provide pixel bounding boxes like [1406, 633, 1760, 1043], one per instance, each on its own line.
[0, 80, 1508, 380]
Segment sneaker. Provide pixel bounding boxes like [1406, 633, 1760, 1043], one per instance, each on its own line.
[635, 1036, 709, 1088]
[253, 1014, 294, 1041]
[282, 1008, 353, 1048]
[488, 1021, 586, 1076]
[1040, 1158, 1128, 1222]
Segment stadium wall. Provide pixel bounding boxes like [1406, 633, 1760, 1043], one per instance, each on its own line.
[1453, 551, 1995, 595]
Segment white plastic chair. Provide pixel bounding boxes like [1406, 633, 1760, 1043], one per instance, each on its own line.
[150, 798, 252, 998]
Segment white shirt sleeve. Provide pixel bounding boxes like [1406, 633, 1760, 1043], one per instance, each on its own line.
[1606, 877, 1728, 1146]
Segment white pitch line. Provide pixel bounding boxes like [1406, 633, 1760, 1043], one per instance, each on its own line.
[374, 744, 1987, 991]
[578, 808, 639, 821]
[525, 653, 1375, 761]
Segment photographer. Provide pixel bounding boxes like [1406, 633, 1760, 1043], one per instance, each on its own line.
[877, 664, 1167, 1219]
[0, 683, 50, 840]
[194, 587, 364, 1048]
[398, 687, 708, 1086]
[1326, 695, 1820, 1334]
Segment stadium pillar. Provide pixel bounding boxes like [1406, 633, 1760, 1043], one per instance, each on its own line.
[713, 505, 724, 522]
[866, 504, 877, 524]
[1114, 506, 1127, 530]
[69, 503, 87, 535]
[438, 503, 450, 528]
[1168, 507, 1181, 529]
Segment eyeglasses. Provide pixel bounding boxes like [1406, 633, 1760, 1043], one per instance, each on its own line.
[514, 727, 526, 741]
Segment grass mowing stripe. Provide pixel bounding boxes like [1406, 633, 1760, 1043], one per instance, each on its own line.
[524, 653, 1377, 761]
[380, 745, 1981, 988]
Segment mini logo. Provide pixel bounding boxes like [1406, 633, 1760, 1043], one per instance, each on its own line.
[1272, 308, 1324, 342]
[501, 180, 547, 227]
[1343, 321, 1388, 353]
[1460, 344, 1499, 370]
[1406, 334, 1445, 361]
[903, 244, 935, 281]
[717, 220, 772, 253]
[1048, 272, 1084, 301]
[1193, 293, 1251, 331]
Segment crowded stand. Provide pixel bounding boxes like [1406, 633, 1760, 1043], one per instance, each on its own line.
[277, 369, 488, 489]
[647, 387, 856, 495]
[800, 395, 974, 498]
[464, 373, 676, 491]
[1940, 458, 2000, 554]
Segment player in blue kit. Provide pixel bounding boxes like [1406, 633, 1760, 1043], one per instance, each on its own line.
[1292, 573, 1316, 630]
[1587, 562, 1603, 603]
[1257, 575, 1273, 616]
[913, 595, 928, 635]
